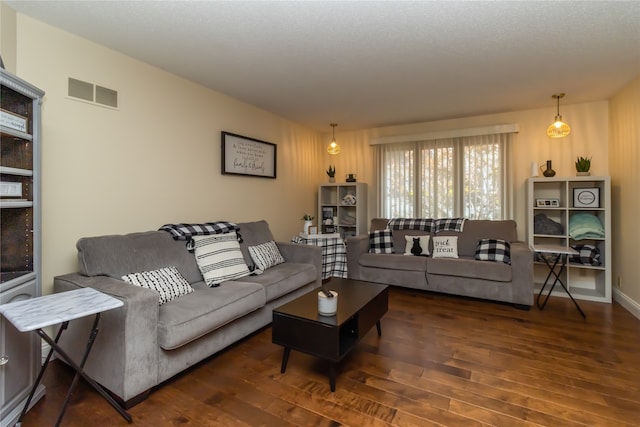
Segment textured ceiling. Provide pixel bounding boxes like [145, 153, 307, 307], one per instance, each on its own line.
[6, 1, 640, 132]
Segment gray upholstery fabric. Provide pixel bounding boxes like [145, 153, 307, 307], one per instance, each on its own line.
[346, 219, 533, 307]
[53, 220, 321, 405]
[77, 231, 202, 284]
[426, 256, 512, 282]
[241, 262, 317, 302]
[359, 253, 428, 272]
[157, 281, 266, 350]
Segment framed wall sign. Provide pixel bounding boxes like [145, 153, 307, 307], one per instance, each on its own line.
[573, 187, 600, 208]
[221, 131, 277, 179]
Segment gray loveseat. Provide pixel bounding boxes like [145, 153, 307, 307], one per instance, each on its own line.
[346, 218, 533, 308]
[53, 220, 321, 407]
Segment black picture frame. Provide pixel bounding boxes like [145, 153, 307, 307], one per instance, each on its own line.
[221, 131, 277, 179]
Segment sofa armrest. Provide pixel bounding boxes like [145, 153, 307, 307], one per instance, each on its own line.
[509, 242, 534, 306]
[345, 234, 369, 280]
[276, 242, 322, 288]
[53, 273, 159, 402]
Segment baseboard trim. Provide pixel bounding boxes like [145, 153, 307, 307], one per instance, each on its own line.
[613, 288, 640, 320]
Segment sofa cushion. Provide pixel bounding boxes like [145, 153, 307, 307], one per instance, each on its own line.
[432, 236, 459, 258]
[360, 253, 428, 272]
[122, 266, 194, 305]
[475, 239, 511, 264]
[248, 240, 285, 274]
[392, 229, 430, 254]
[237, 220, 276, 269]
[404, 235, 430, 256]
[369, 229, 394, 254]
[427, 257, 512, 282]
[76, 231, 203, 284]
[157, 281, 265, 350]
[241, 262, 317, 302]
[192, 232, 251, 286]
[436, 219, 517, 257]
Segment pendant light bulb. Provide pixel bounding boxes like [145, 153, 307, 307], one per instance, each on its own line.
[327, 123, 341, 155]
[547, 93, 571, 138]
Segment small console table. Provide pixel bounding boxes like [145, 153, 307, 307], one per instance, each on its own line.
[0, 287, 132, 426]
[533, 244, 586, 318]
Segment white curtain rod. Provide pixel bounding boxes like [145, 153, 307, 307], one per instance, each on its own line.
[369, 123, 519, 145]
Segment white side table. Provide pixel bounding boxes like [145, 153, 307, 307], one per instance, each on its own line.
[533, 244, 586, 318]
[0, 287, 132, 426]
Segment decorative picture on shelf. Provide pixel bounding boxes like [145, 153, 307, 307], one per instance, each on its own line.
[573, 188, 600, 208]
[322, 207, 333, 220]
[536, 198, 560, 208]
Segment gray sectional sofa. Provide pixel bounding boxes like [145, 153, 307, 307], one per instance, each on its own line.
[53, 220, 321, 407]
[346, 218, 533, 308]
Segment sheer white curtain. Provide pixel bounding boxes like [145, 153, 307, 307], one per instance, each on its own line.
[375, 132, 512, 219]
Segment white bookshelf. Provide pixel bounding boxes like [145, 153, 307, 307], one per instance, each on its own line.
[526, 176, 611, 303]
[318, 183, 368, 238]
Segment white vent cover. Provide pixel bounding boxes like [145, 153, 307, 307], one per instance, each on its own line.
[68, 78, 118, 108]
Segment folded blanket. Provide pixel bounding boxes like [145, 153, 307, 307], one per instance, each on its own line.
[534, 213, 563, 235]
[569, 213, 605, 240]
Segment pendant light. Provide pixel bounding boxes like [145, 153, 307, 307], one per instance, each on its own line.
[547, 93, 571, 138]
[327, 123, 341, 155]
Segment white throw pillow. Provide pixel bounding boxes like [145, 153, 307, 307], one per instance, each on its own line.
[192, 231, 251, 286]
[404, 235, 430, 256]
[431, 236, 459, 259]
[248, 240, 285, 274]
[122, 266, 193, 305]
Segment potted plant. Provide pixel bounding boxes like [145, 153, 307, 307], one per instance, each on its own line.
[301, 214, 314, 235]
[575, 156, 591, 176]
[326, 165, 336, 183]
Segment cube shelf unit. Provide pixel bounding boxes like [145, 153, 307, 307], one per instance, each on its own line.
[526, 176, 611, 303]
[1, 68, 46, 427]
[318, 183, 368, 238]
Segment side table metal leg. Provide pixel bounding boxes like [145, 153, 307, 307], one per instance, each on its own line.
[376, 320, 382, 336]
[37, 314, 132, 424]
[537, 254, 562, 310]
[17, 322, 69, 425]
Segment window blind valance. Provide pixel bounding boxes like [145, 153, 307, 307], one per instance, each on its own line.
[369, 123, 519, 146]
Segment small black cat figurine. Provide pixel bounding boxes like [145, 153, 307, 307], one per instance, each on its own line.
[411, 237, 422, 256]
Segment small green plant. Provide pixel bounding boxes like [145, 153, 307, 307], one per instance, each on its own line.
[575, 156, 591, 172]
[301, 214, 314, 221]
[326, 165, 335, 178]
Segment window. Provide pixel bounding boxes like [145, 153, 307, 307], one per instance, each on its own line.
[376, 132, 512, 220]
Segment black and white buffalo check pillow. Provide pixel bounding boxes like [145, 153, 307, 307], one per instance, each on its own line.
[369, 229, 394, 254]
[475, 239, 511, 264]
[570, 244, 601, 266]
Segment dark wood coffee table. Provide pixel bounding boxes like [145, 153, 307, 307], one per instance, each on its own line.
[272, 278, 388, 391]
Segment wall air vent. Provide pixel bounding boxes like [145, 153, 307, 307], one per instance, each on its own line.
[68, 77, 118, 109]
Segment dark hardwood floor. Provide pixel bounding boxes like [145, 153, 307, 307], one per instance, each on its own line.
[21, 288, 640, 426]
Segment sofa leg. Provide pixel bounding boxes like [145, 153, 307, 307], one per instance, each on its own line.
[120, 390, 151, 409]
[513, 304, 531, 311]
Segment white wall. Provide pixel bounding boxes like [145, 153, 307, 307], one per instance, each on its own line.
[609, 75, 640, 313]
[323, 100, 610, 241]
[10, 14, 322, 296]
